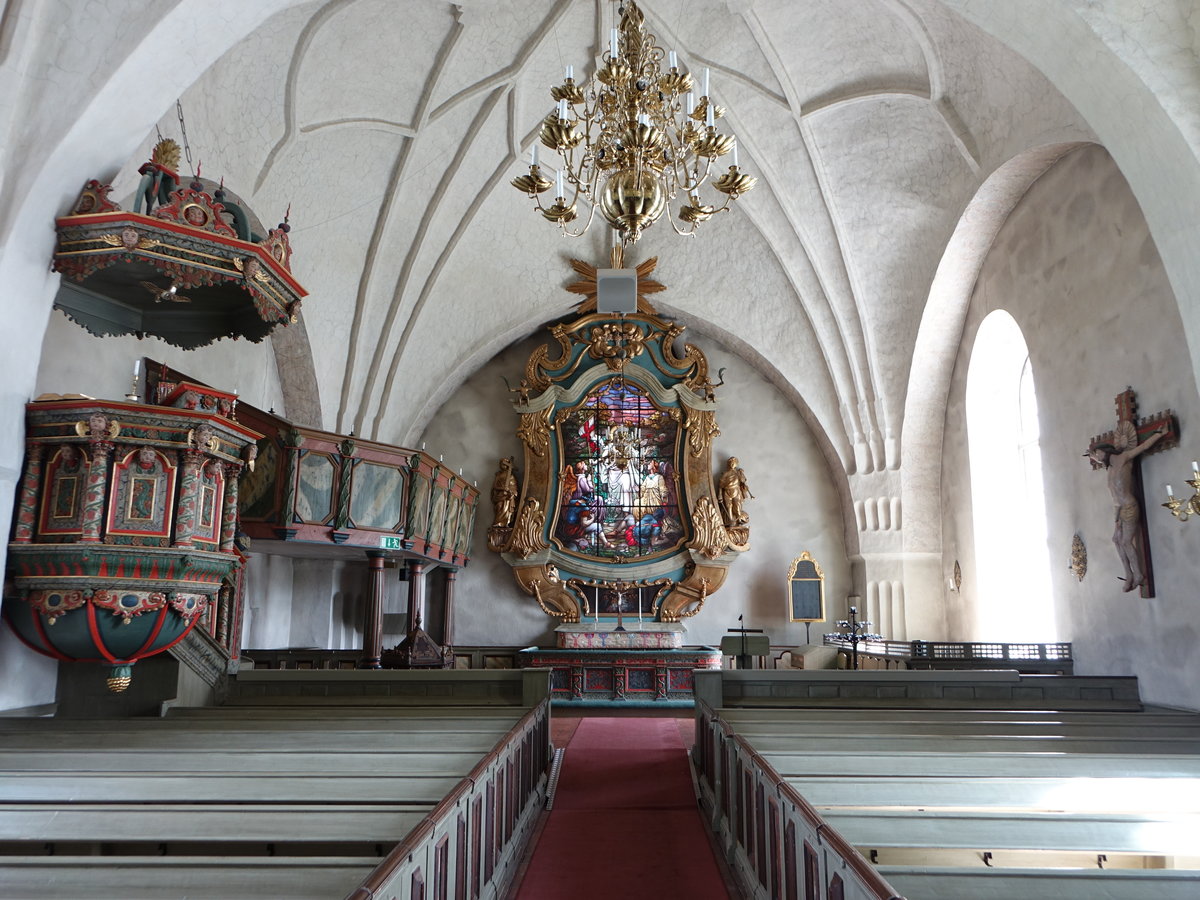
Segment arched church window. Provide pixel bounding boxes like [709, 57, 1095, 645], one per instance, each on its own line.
[965, 310, 1056, 640]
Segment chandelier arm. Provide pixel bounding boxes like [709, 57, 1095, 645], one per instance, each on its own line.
[558, 201, 598, 239]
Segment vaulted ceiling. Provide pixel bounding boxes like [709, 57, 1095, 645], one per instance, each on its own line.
[94, 1, 1109, 470]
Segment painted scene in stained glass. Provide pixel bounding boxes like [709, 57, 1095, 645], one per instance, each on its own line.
[554, 378, 682, 560]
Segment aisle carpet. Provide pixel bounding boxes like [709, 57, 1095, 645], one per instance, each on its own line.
[514, 717, 730, 899]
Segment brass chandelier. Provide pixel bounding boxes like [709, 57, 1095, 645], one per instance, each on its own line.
[512, 0, 755, 245]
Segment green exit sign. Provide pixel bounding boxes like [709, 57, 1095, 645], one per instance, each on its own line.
[379, 535, 403, 550]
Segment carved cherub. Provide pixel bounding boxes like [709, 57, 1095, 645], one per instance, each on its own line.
[502, 376, 532, 405]
[698, 367, 726, 402]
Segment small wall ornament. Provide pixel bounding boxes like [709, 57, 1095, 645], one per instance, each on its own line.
[1070, 534, 1087, 581]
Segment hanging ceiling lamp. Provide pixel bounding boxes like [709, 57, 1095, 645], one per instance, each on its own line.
[512, 0, 755, 245]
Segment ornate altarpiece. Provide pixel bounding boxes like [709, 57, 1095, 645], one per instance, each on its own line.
[488, 257, 747, 625]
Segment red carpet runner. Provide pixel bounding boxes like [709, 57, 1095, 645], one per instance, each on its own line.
[514, 717, 730, 899]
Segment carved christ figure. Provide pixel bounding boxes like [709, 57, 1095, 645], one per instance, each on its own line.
[490, 456, 518, 529]
[718, 456, 753, 526]
[1088, 422, 1168, 592]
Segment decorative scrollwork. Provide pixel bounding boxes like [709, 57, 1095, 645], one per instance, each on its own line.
[685, 407, 720, 458]
[516, 407, 553, 457]
[509, 498, 549, 559]
[687, 495, 730, 560]
[586, 321, 646, 370]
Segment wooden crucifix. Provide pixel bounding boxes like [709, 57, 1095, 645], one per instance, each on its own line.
[1085, 387, 1178, 597]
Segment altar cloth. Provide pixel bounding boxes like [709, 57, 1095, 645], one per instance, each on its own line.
[556, 622, 685, 649]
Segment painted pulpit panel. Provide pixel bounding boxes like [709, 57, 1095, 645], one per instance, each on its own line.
[39, 446, 89, 538]
[106, 447, 177, 543]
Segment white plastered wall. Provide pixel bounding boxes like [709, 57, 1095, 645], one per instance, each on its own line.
[941, 145, 1200, 709]
[419, 330, 850, 651]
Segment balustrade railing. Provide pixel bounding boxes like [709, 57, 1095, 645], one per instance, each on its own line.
[345, 699, 550, 900]
[822, 639, 1073, 673]
[694, 701, 904, 900]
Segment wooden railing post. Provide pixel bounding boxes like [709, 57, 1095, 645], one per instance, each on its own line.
[360, 550, 386, 669]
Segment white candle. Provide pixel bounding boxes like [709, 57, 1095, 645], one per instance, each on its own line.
[421, 442, 426, 450]
[610, 28, 618, 57]
[685, 92, 695, 115]
[565, 64, 574, 80]
[531, 143, 538, 167]
[558, 98, 568, 120]
[555, 169, 564, 198]
[732, 141, 739, 167]
[668, 50, 677, 69]
[705, 103, 714, 127]
[132, 359, 141, 378]
[439, 454, 444, 462]
[458, 467, 463, 476]
[1192, 460, 1198, 474]
[703, 67, 710, 97]
[1167, 484, 1175, 498]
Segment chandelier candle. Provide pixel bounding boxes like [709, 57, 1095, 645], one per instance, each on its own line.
[511, 0, 755, 244]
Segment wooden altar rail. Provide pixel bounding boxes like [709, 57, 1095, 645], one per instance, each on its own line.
[346, 700, 551, 900]
[241, 645, 523, 671]
[694, 699, 905, 900]
[696, 669, 1141, 711]
[824, 639, 1074, 674]
[227, 668, 550, 708]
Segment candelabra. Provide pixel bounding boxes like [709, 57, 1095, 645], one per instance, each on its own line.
[824, 606, 884, 671]
[1163, 462, 1200, 521]
[125, 359, 142, 402]
[512, 0, 755, 246]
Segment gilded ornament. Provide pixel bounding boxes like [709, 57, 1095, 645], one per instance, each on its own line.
[586, 321, 646, 370]
[688, 495, 730, 560]
[1070, 534, 1087, 581]
[718, 456, 753, 526]
[489, 457, 518, 529]
[516, 407, 552, 457]
[509, 497, 549, 559]
[151, 137, 182, 172]
[685, 407, 720, 458]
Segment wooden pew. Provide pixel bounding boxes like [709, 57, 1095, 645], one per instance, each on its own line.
[0, 669, 553, 900]
[782, 775, 1200, 813]
[0, 772, 464, 804]
[822, 808, 1200, 856]
[0, 856, 381, 900]
[692, 670, 1200, 900]
[0, 803, 431, 845]
[877, 866, 1200, 900]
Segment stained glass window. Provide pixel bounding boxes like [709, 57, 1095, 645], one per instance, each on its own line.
[554, 378, 682, 559]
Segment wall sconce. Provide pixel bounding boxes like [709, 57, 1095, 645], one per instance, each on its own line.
[1163, 460, 1200, 521]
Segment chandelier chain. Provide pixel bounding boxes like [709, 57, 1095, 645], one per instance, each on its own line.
[176, 100, 195, 176]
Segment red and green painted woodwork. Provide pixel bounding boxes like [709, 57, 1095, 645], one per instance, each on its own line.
[51, 178, 306, 349]
[234, 404, 480, 566]
[4, 398, 260, 690]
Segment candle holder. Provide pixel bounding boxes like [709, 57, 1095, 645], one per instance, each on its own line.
[823, 605, 884, 670]
[124, 372, 141, 403]
[1163, 477, 1200, 522]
